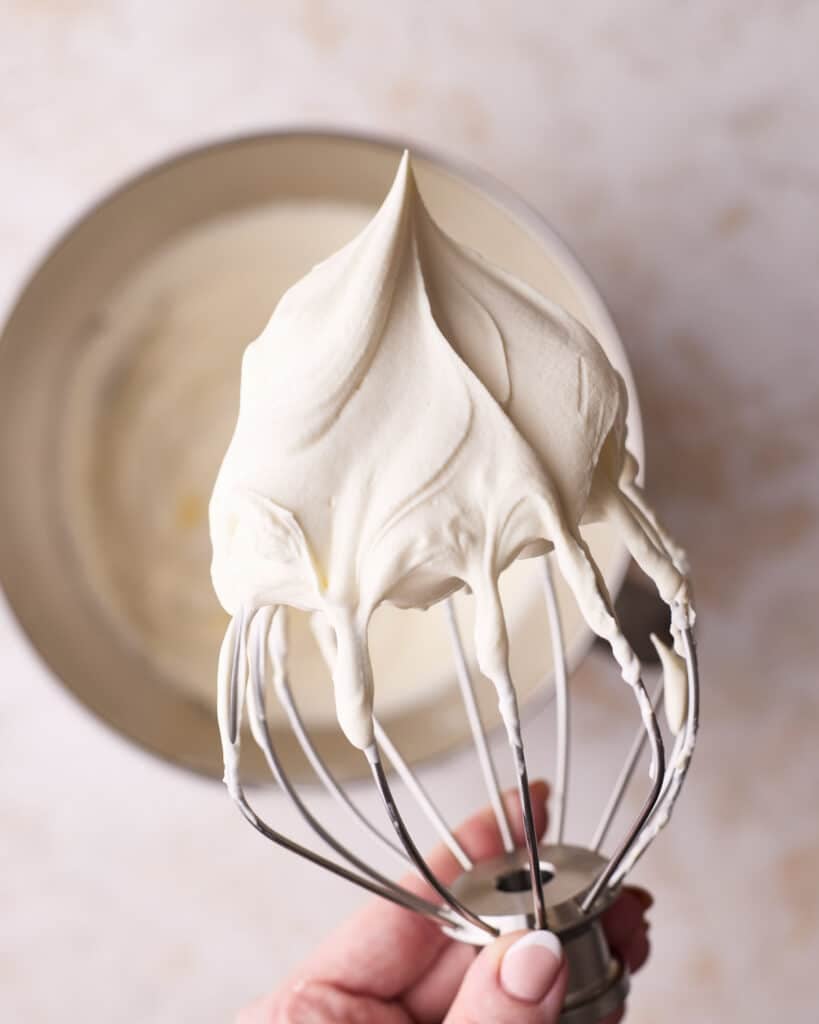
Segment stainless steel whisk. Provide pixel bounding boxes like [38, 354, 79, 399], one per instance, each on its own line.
[217, 556, 699, 1024]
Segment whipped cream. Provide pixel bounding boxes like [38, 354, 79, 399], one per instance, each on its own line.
[651, 634, 688, 734]
[210, 152, 690, 752]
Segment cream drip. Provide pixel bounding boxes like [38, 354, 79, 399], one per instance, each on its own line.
[210, 152, 690, 753]
[651, 633, 688, 734]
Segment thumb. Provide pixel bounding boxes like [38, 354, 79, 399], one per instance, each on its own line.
[444, 930, 567, 1024]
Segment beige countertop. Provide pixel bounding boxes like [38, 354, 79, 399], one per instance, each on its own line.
[2, 3, 817, 1021]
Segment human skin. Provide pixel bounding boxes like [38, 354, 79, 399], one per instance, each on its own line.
[237, 782, 652, 1024]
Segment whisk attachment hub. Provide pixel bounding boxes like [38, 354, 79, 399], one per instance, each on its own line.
[445, 843, 630, 1022]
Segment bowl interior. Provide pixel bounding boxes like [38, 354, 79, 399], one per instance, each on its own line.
[0, 132, 642, 782]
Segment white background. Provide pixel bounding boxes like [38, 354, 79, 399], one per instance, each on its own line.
[2, 3, 818, 1021]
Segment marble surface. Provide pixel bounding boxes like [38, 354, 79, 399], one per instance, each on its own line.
[2, 2, 818, 1021]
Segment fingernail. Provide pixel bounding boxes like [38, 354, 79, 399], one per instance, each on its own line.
[631, 887, 654, 910]
[500, 931, 563, 1003]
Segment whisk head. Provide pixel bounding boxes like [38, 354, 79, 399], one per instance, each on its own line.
[216, 556, 699, 1024]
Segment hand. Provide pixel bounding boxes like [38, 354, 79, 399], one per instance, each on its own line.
[238, 781, 652, 1023]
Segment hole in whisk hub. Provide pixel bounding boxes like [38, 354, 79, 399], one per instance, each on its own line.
[495, 862, 554, 893]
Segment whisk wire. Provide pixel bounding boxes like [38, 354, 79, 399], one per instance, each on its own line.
[216, 610, 461, 930]
[246, 612, 420, 900]
[591, 675, 665, 853]
[444, 598, 514, 853]
[373, 718, 473, 871]
[270, 612, 410, 868]
[511, 742, 548, 929]
[581, 673, 666, 912]
[218, 569, 699, 946]
[609, 619, 699, 886]
[540, 556, 570, 844]
[366, 745, 498, 936]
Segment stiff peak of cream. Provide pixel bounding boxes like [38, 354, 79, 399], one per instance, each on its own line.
[210, 152, 689, 750]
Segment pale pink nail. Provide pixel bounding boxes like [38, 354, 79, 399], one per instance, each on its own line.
[500, 931, 563, 1003]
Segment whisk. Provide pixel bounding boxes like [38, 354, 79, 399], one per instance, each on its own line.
[217, 556, 699, 1024]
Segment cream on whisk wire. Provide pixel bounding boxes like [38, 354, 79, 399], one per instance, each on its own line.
[210, 152, 690, 755]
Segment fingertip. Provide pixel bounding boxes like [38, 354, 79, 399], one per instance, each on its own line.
[602, 887, 650, 958]
[625, 929, 651, 973]
[447, 929, 567, 1022]
[627, 885, 654, 911]
[499, 930, 563, 1003]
